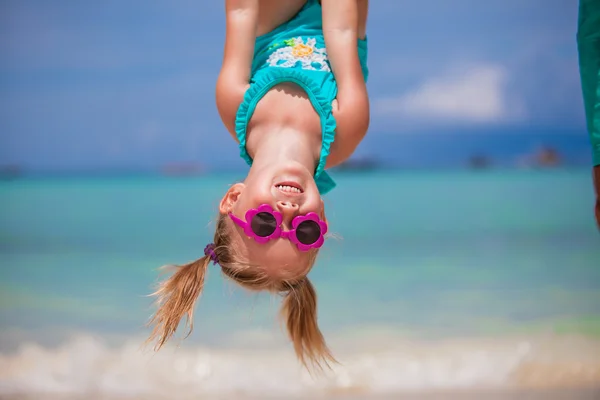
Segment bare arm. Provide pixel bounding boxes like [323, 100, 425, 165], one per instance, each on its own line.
[321, 0, 370, 167]
[215, 0, 259, 138]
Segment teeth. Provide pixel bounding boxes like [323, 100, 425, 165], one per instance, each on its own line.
[276, 185, 302, 194]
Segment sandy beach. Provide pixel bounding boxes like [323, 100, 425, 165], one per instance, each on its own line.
[2, 331, 600, 400]
[3, 387, 600, 400]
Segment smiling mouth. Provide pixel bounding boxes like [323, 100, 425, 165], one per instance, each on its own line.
[275, 182, 304, 195]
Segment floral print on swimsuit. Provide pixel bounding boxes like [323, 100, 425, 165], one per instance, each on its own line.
[266, 37, 331, 72]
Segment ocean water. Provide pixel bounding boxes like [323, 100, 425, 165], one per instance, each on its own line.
[1, 169, 600, 398]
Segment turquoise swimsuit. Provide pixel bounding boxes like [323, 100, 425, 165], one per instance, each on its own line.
[235, 0, 369, 194]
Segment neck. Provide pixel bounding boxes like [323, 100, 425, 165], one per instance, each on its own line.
[245, 124, 321, 173]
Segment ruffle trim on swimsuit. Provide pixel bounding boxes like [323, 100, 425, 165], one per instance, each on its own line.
[235, 66, 337, 194]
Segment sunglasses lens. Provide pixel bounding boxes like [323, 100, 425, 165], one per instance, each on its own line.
[295, 220, 321, 245]
[251, 212, 278, 237]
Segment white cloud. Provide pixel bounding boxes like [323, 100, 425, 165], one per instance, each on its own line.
[373, 64, 526, 124]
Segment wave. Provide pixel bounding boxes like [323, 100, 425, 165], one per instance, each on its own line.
[1, 332, 599, 399]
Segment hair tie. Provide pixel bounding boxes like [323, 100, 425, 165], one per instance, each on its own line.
[204, 243, 219, 265]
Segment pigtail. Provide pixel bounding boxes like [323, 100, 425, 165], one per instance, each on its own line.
[280, 278, 336, 371]
[147, 256, 211, 350]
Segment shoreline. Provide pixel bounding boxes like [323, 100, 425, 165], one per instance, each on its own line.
[3, 387, 600, 400]
[2, 332, 600, 398]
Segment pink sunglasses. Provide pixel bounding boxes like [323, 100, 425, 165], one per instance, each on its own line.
[229, 204, 327, 251]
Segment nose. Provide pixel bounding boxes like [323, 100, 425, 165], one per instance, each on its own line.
[276, 201, 299, 223]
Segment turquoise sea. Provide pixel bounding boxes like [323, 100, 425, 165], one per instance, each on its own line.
[1, 169, 600, 398]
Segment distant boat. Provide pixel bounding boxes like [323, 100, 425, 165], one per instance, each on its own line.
[535, 147, 562, 167]
[334, 157, 380, 172]
[516, 146, 563, 169]
[467, 155, 491, 170]
[160, 163, 205, 176]
[0, 165, 22, 180]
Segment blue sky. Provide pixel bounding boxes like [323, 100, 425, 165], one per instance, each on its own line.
[0, 0, 591, 171]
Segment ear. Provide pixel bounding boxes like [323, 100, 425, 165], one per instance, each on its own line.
[319, 198, 327, 225]
[219, 183, 244, 214]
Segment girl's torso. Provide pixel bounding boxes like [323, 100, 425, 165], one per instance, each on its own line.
[248, 84, 321, 146]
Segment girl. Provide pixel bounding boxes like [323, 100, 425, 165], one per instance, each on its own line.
[148, 0, 369, 370]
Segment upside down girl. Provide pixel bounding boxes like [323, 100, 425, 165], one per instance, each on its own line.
[147, 0, 370, 371]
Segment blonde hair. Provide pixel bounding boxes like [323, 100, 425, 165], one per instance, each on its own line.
[147, 214, 335, 371]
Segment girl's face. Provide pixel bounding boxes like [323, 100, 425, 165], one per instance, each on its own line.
[219, 162, 325, 279]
